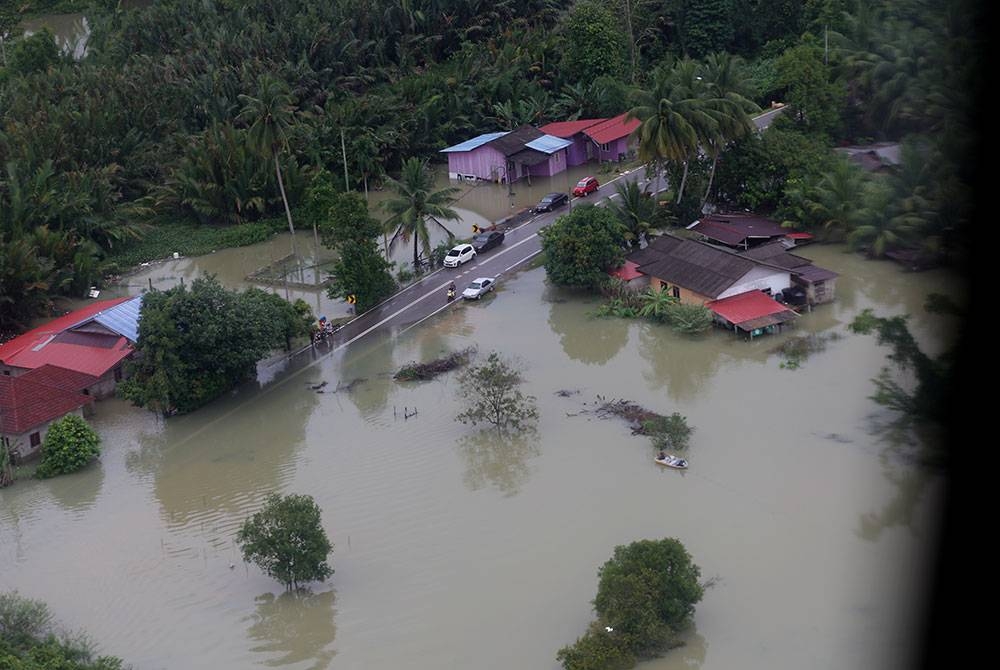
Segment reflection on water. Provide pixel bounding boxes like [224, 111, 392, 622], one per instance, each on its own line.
[0, 246, 963, 670]
[546, 289, 630, 365]
[456, 429, 541, 497]
[245, 589, 337, 669]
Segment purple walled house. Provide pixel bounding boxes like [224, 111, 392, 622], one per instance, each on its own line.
[583, 113, 641, 163]
[440, 126, 572, 183]
[539, 119, 604, 166]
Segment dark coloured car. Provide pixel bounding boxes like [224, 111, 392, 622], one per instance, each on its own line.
[535, 192, 569, 212]
[471, 231, 505, 253]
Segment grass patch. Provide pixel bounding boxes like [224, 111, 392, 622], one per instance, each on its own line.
[103, 218, 285, 275]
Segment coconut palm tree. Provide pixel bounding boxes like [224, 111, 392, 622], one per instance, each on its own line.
[804, 158, 869, 241]
[848, 180, 915, 258]
[608, 181, 655, 247]
[382, 158, 461, 271]
[699, 53, 760, 204]
[238, 75, 300, 262]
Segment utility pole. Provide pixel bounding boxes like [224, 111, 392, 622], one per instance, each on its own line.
[341, 128, 350, 191]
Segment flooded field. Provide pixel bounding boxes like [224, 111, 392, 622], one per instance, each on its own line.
[0, 244, 963, 669]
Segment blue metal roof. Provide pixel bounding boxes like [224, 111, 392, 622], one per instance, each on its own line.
[90, 295, 144, 342]
[440, 132, 509, 153]
[524, 134, 573, 154]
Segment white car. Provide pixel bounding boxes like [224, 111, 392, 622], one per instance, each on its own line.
[443, 243, 476, 267]
[462, 277, 496, 300]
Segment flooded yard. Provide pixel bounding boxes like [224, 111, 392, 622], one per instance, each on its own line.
[0, 244, 962, 669]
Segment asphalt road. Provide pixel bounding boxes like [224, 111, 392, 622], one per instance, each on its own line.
[314, 106, 788, 356]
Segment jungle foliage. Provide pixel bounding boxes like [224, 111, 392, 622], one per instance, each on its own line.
[0, 0, 979, 332]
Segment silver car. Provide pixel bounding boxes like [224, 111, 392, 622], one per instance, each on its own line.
[462, 277, 497, 300]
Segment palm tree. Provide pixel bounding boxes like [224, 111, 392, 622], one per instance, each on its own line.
[608, 181, 655, 247]
[626, 65, 699, 197]
[805, 158, 869, 241]
[382, 158, 461, 271]
[238, 75, 300, 263]
[699, 53, 760, 204]
[848, 180, 914, 258]
[638, 287, 678, 323]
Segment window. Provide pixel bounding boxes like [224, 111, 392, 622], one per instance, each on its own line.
[672, 286, 680, 299]
[30, 432, 41, 448]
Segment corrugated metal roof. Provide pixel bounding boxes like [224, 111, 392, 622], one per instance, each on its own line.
[608, 261, 643, 282]
[525, 134, 573, 154]
[508, 148, 550, 166]
[689, 213, 788, 246]
[87, 295, 143, 343]
[794, 265, 839, 282]
[706, 290, 797, 328]
[440, 131, 509, 153]
[488, 125, 544, 156]
[634, 235, 757, 298]
[584, 113, 641, 145]
[539, 119, 606, 138]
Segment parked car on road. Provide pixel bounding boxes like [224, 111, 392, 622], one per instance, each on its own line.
[472, 231, 505, 253]
[462, 277, 496, 300]
[572, 176, 599, 197]
[443, 243, 476, 267]
[535, 192, 569, 212]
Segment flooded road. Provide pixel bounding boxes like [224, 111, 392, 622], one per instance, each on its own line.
[0, 245, 962, 669]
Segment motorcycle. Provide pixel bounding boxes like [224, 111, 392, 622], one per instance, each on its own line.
[446, 286, 456, 302]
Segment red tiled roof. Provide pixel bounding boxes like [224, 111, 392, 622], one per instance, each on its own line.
[584, 113, 641, 145]
[0, 374, 93, 434]
[539, 119, 606, 138]
[706, 290, 797, 328]
[20, 365, 99, 393]
[0, 297, 130, 363]
[785, 232, 814, 240]
[608, 261, 644, 282]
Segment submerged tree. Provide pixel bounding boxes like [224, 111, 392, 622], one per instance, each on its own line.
[456, 352, 539, 434]
[34, 415, 101, 479]
[237, 493, 333, 590]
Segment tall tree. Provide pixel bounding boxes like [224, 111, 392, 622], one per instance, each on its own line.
[382, 157, 460, 270]
[238, 75, 300, 261]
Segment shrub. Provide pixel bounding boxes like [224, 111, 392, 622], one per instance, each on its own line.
[237, 493, 333, 589]
[642, 413, 693, 451]
[35, 415, 100, 479]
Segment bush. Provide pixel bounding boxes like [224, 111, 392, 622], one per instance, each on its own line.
[35, 415, 100, 479]
[664, 303, 714, 334]
[557, 623, 636, 670]
[237, 493, 333, 589]
[642, 413, 693, 451]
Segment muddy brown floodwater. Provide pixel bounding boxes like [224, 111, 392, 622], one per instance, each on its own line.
[0, 244, 964, 669]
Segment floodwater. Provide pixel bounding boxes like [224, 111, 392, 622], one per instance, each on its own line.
[0, 244, 963, 670]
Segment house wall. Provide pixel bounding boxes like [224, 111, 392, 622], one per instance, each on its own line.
[527, 150, 568, 178]
[447, 146, 508, 181]
[596, 137, 632, 163]
[793, 276, 837, 305]
[565, 136, 591, 166]
[2, 407, 86, 463]
[0, 364, 28, 377]
[647, 277, 712, 305]
[717, 267, 792, 300]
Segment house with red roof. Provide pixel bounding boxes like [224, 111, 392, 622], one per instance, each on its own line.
[706, 290, 799, 338]
[1, 370, 94, 462]
[540, 112, 642, 166]
[0, 295, 143, 398]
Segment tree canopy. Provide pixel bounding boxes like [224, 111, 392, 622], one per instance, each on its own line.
[540, 205, 625, 290]
[119, 276, 312, 415]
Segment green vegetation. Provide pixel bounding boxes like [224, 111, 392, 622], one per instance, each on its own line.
[394, 347, 475, 382]
[236, 493, 333, 590]
[558, 538, 704, 669]
[119, 276, 312, 415]
[642, 413, 693, 452]
[540, 205, 625, 290]
[312, 186, 397, 312]
[0, 0, 976, 333]
[382, 158, 461, 271]
[0, 591, 123, 670]
[456, 352, 539, 434]
[34, 414, 101, 478]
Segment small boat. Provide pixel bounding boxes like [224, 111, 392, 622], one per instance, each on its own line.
[655, 454, 688, 469]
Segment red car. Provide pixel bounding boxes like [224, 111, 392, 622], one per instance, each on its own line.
[572, 176, 600, 197]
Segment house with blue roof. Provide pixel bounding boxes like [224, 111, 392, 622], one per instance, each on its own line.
[440, 125, 573, 183]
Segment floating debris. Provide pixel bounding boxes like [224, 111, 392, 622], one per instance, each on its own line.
[393, 347, 476, 381]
